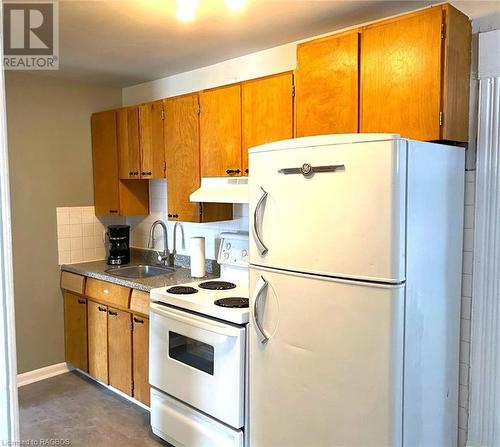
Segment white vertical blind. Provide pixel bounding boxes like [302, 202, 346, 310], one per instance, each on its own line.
[468, 69, 500, 444]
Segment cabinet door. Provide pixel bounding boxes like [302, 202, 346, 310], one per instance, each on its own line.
[132, 315, 150, 406]
[360, 8, 443, 140]
[91, 111, 120, 216]
[164, 94, 201, 222]
[139, 100, 165, 179]
[63, 293, 87, 372]
[108, 307, 132, 396]
[117, 107, 141, 180]
[296, 32, 359, 137]
[200, 84, 242, 177]
[88, 301, 108, 383]
[242, 73, 294, 175]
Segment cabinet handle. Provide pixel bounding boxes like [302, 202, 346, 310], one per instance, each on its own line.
[98, 306, 106, 312]
[108, 310, 118, 316]
[78, 299, 86, 304]
[168, 213, 172, 218]
[129, 171, 133, 176]
[141, 171, 152, 176]
[245, 168, 249, 174]
[109, 209, 118, 214]
[133, 317, 144, 324]
[226, 169, 241, 175]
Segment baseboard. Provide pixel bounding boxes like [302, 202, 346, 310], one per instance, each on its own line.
[17, 362, 73, 387]
[76, 369, 150, 411]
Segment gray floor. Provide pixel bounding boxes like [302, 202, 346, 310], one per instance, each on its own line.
[19, 370, 170, 446]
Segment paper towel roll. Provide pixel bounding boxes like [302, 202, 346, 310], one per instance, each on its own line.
[190, 237, 206, 278]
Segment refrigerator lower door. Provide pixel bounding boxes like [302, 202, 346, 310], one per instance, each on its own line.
[249, 138, 406, 283]
[249, 266, 404, 447]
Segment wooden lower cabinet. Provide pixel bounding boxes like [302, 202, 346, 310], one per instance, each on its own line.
[63, 276, 151, 406]
[108, 307, 133, 396]
[88, 301, 109, 383]
[63, 293, 88, 372]
[132, 315, 150, 406]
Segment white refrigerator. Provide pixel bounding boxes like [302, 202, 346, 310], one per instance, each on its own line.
[248, 134, 464, 447]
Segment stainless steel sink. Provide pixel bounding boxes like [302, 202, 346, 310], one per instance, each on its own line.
[105, 264, 176, 279]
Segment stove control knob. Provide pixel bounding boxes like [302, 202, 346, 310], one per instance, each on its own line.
[242, 249, 248, 258]
[224, 252, 230, 260]
[225, 243, 231, 250]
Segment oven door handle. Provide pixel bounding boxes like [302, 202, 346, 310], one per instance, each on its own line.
[252, 276, 270, 344]
[150, 302, 243, 339]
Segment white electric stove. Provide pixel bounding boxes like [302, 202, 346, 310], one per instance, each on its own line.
[149, 232, 249, 447]
[150, 231, 249, 323]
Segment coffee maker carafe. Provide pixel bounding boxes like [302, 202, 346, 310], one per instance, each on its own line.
[107, 225, 130, 265]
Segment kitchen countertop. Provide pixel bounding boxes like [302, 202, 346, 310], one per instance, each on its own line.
[61, 249, 219, 292]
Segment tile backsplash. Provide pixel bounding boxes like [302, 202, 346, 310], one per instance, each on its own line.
[56, 206, 124, 264]
[127, 180, 249, 259]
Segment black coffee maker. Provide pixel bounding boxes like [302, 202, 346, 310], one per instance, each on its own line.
[107, 225, 130, 265]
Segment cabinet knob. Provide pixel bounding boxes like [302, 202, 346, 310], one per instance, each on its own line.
[78, 299, 86, 304]
[245, 168, 249, 174]
[109, 210, 118, 214]
[108, 310, 118, 316]
[174, 214, 179, 218]
[168, 213, 172, 218]
[98, 306, 106, 312]
[226, 169, 241, 175]
[133, 317, 144, 324]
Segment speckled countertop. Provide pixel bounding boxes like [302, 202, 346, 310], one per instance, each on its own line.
[61, 248, 220, 292]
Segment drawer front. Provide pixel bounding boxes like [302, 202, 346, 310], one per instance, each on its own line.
[130, 289, 150, 315]
[151, 389, 244, 447]
[85, 278, 130, 308]
[60, 272, 86, 295]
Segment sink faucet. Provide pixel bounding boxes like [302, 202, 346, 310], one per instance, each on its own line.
[171, 222, 184, 265]
[148, 220, 171, 266]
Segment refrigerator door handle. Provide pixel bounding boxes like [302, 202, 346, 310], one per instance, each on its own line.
[253, 276, 270, 344]
[253, 187, 269, 255]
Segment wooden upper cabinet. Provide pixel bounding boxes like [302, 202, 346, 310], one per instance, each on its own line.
[164, 94, 233, 223]
[200, 84, 242, 177]
[139, 100, 165, 179]
[117, 107, 140, 180]
[242, 73, 294, 175]
[91, 110, 149, 217]
[108, 307, 132, 396]
[88, 301, 108, 384]
[63, 293, 88, 372]
[165, 94, 202, 222]
[296, 32, 359, 137]
[361, 5, 471, 142]
[91, 111, 120, 216]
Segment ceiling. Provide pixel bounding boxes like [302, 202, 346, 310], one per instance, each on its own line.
[45, 0, 500, 87]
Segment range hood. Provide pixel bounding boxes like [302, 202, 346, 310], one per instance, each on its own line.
[190, 177, 249, 204]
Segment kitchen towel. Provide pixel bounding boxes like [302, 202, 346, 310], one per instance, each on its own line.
[190, 237, 206, 278]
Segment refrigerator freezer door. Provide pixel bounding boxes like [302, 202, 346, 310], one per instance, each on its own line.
[249, 138, 406, 282]
[249, 266, 404, 447]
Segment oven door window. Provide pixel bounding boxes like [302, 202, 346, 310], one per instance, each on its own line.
[169, 331, 215, 375]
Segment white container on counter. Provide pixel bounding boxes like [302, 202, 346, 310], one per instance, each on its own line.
[190, 237, 206, 278]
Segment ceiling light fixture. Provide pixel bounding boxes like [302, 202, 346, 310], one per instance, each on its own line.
[225, 0, 246, 12]
[176, 0, 199, 22]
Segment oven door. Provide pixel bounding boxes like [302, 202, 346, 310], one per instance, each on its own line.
[150, 302, 246, 429]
